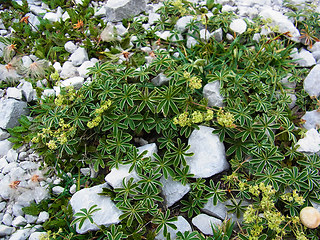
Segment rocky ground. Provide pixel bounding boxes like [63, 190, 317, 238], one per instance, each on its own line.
[1, 0, 320, 239]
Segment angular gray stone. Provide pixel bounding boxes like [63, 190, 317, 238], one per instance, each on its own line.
[302, 110, 320, 130]
[296, 128, 320, 153]
[104, 0, 147, 22]
[17, 81, 37, 102]
[64, 41, 77, 54]
[0, 224, 15, 236]
[203, 198, 246, 225]
[6, 87, 22, 100]
[175, 16, 194, 32]
[203, 81, 224, 107]
[70, 183, 122, 234]
[259, 9, 300, 42]
[291, 48, 316, 67]
[192, 214, 222, 235]
[9, 228, 31, 240]
[29, 232, 48, 240]
[36, 211, 49, 224]
[105, 143, 157, 188]
[0, 99, 29, 129]
[0, 140, 14, 157]
[69, 48, 89, 67]
[160, 176, 190, 207]
[60, 77, 84, 89]
[230, 19, 247, 34]
[155, 216, 191, 239]
[185, 126, 229, 178]
[303, 64, 320, 97]
[12, 216, 27, 227]
[60, 61, 78, 79]
[0, 129, 10, 141]
[152, 73, 171, 86]
[211, 28, 223, 42]
[78, 61, 95, 78]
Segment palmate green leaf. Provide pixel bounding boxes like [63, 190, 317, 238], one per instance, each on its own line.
[255, 167, 286, 191]
[282, 167, 307, 191]
[166, 138, 193, 167]
[106, 131, 132, 156]
[174, 166, 194, 185]
[205, 180, 226, 205]
[152, 209, 177, 236]
[152, 153, 175, 179]
[153, 85, 184, 116]
[118, 201, 148, 227]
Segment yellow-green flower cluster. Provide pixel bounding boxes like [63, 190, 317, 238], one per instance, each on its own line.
[50, 70, 60, 81]
[183, 72, 202, 90]
[32, 118, 75, 150]
[264, 210, 285, 234]
[55, 87, 77, 106]
[87, 100, 112, 128]
[171, 0, 188, 15]
[173, 109, 214, 127]
[217, 108, 236, 128]
[281, 190, 305, 205]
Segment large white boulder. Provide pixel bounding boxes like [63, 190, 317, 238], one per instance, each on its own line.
[69, 48, 89, 67]
[259, 9, 300, 42]
[296, 128, 320, 153]
[303, 64, 320, 97]
[60, 77, 84, 89]
[155, 216, 191, 239]
[230, 19, 247, 34]
[302, 110, 320, 130]
[105, 143, 157, 188]
[203, 81, 224, 107]
[60, 61, 78, 79]
[291, 48, 316, 67]
[0, 99, 29, 129]
[192, 214, 222, 235]
[185, 126, 229, 178]
[104, 0, 147, 22]
[69, 183, 122, 234]
[160, 176, 190, 207]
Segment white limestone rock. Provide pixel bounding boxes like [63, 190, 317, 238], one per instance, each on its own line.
[64, 41, 77, 54]
[185, 126, 229, 178]
[105, 164, 141, 189]
[211, 28, 223, 42]
[104, 0, 147, 22]
[33, 186, 49, 204]
[152, 73, 171, 86]
[175, 16, 194, 32]
[296, 128, 320, 153]
[25, 214, 37, 224]
[42, 89, 55, 98]
[53, 62, 62, 73]
[6, 149, 18, 163]
[29, 232, 48, 240]
[69, 48, 89, 67]
[60, 77, 84, 89]
[148, 12, 161, 25]
[52, 186, 64, 195]
[291, 48, 316, 67]
[6, 87, 22, 100]
[12, 216, 27, 227]
[17, 80, 37, 102]
[230, 19, 247, 34]
[187, 36, 198, 48]
[60, 61, 78, 79]
[308, 42, 320, 52]
[0, 129, 10, 141]
[0, 202, 6, 212]
[203, 81, 224, 107]
[0, 99, 29, 129]
[160, 176, 190, 207]
[25, 13, 40, 31]
[70, 183, 122, 234]
[43, 7, 62, 22]
[36, 212, 49, 224]
[105, 143, 157, 188]
[0, 225, 15, 236]
[259, 9, 300, 42]
[192, 214, 222, 235]
[0, 140, 14, 157]
[9, 228, 31, 240]
[302, 110, 320, 130]
[203, 198, 246, 225]
[200, 29, 211, 41]
[155, 216, 191, 239]
[303, 64, 320, 97]
[78, 61, 95, 78]
[2, 213, 13, 226]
